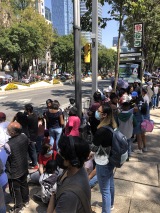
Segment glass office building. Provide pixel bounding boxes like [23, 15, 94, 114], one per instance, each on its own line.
[80, 1, 102, 44]
[51, 0, 73, 35]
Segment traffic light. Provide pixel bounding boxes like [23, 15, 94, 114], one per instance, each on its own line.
[84, 43, 91, 63]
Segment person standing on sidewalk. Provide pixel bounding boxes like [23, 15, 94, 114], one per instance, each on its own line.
[65, 106, 81, 137]
[131, 91, 144, 154]
[118, 102, 137, 160]
[152, 83, 159, 109]
[45, 102, 64, 151]
[92, 103, 117, 213]
[6, 122, 29, 213]
[24, 104, 38, 169]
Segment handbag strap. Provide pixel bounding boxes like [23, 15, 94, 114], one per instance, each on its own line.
[97, 145, 107, 155]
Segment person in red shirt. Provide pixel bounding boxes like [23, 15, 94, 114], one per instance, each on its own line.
[65, 107, 81, 136]
[29, 143, 57, 183]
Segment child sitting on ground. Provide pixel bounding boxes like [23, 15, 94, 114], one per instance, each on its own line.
[33, 160, 58, 204]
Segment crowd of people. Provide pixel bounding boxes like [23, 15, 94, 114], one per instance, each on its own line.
[0, 78, 157, 213]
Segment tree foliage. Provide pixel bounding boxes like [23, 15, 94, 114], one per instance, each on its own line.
[98, 45, 116, 71]
[50, 34, 74, 72]
[123, 0, 160, 71]
[0, 2, 54, 72]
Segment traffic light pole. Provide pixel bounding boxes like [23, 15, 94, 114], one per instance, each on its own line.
[73, 0, 82, 118]
[91, 0, 98, 99]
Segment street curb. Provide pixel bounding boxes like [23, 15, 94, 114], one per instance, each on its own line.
[0, 83, 64, 95]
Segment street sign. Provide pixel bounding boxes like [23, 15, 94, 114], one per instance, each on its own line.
[134, 23, 143, 48]
[120, 52, 142, 58]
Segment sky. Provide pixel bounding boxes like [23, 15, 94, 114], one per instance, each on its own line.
[45, 0, 118, 48]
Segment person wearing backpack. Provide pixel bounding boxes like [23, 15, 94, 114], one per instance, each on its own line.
[131, 91, 146, 154]
[92, 103, 117, 213]
[118, 102, 137, 160]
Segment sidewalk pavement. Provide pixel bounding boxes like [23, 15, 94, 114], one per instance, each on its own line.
[92, 109, 160, 213]
[6, 109, 160, 213]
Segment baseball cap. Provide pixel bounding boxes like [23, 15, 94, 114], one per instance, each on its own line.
[131, 91, 138, 97]
[0, 112, 6, 120]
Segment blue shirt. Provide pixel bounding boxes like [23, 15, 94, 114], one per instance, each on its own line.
[0, 147, 9, 187]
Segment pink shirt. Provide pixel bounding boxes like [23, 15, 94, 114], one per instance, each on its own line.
[65, 116, 81, 136]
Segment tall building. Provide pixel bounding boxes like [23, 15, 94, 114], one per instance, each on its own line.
[112, 37, 118, 47]
[45, 6, 52, 22]
[51, 0, 73, 35]
[80, 1, 102, 44]
[35, 0, 45, 17]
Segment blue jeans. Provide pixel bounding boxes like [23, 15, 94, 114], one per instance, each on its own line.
[29, 171, 40, 184]
[127, 138, 131, 157]
[49, 127, 62, 150]
[89, 175, 98, 188]
[152, 94, 157, 107]
[96, 163, 114, 213]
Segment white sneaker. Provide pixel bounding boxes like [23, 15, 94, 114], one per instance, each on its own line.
[143, 147, 148, 152]
[23, 202, 29, 208]
[111, 205, 114, 210]
[134, 149, 143, 154]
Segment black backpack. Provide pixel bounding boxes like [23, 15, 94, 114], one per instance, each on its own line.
[103, 126, 128, 168]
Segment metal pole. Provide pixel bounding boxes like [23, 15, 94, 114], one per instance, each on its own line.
[73, 0, 82, 118]
[92, 0, 98, 99]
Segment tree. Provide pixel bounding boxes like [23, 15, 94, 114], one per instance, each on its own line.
[9, 0, 34, 12]
[0, 28, 20, 70]
[123, 0, 160, 72]
[0, 1, 16, 28]
[81, 0, 145, 90]
[98, 45, 116, 71]
[50, 34, 74, 72]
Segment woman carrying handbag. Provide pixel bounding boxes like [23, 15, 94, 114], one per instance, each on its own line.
[92, 103, 117, 213]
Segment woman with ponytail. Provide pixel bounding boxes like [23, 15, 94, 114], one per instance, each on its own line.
[92, 103, 117, 213]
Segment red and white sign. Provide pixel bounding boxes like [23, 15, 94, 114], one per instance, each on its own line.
[134, 24, 142, 32]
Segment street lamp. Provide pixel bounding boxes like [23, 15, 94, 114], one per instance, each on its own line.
[73, 0, 82, 118]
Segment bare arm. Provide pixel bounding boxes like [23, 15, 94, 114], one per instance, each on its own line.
[47, 193, 56, 213]
[39, 164, 44, 175]
[88, 168, 96, 180]
[59, 114, 64, 126]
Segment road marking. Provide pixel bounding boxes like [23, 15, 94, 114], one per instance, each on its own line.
[14, 99, 32, 103]
[0, 96, 8, 100]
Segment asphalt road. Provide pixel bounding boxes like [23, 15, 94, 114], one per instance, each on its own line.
[0, 80, 111, 121]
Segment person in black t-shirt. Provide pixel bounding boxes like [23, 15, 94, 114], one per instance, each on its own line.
[25, 104, 38, 169]
[45, 102, 64, 151]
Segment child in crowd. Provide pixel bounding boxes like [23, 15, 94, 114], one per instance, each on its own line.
[34, 160, 58, 204]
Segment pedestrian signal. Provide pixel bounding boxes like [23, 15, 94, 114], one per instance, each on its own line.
[84, 43, 91, 63]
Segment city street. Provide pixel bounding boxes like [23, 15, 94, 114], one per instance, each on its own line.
[0, 80, 111, 120]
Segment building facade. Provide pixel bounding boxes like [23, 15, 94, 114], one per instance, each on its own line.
[80, 1, 102, 44]
[51, 0, 73, 35]
[45, 6, 52, 22]
[112, 37, 118, 47]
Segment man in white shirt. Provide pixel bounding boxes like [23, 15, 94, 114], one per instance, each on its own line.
[0, 112, 10, 145]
